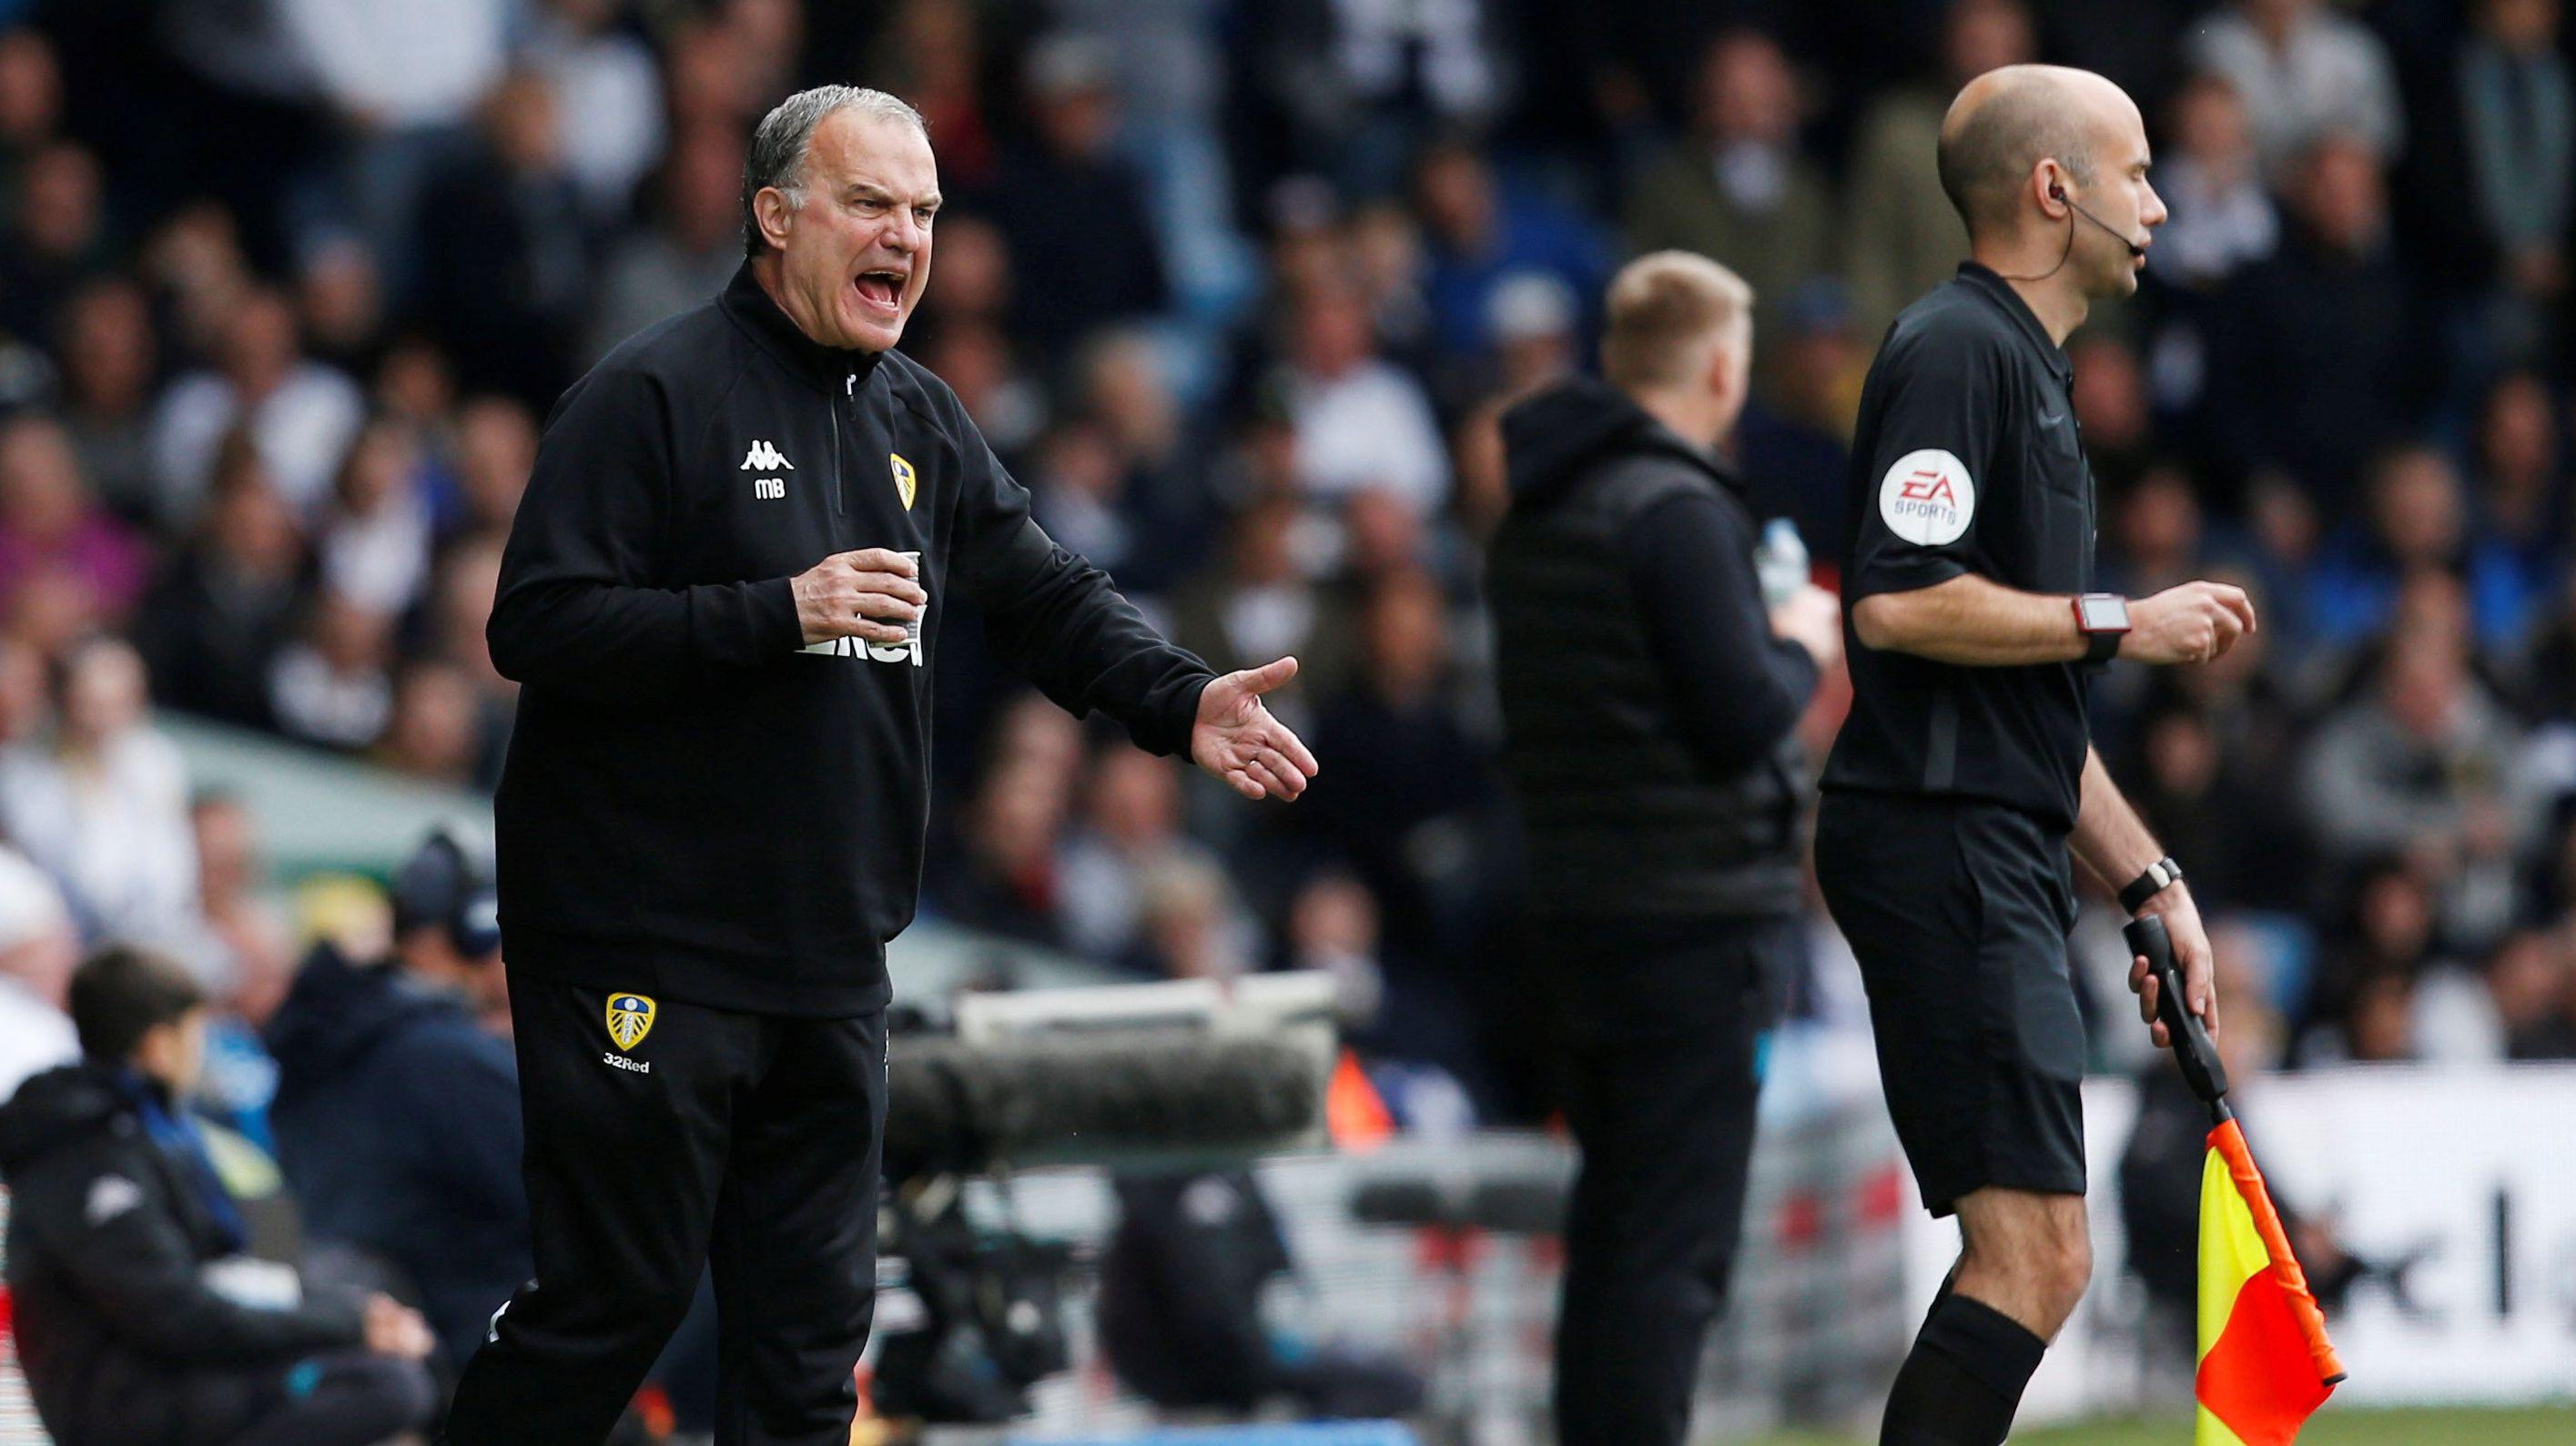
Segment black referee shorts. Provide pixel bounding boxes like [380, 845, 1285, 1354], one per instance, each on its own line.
[1814, 792, 2086, 1218]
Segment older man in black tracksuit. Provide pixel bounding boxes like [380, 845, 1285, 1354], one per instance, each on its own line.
[442, 86, 1316, 1446]
[1487, 251, 1841, 1446]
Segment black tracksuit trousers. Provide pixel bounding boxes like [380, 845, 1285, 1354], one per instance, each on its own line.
[1538, 914, 1787, 1446]
[445, 975, 888, 1446]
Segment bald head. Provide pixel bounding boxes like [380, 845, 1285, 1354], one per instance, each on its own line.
[1938, 65, 2137, 237]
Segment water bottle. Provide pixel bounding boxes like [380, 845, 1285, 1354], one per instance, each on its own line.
[1757, 516, 1809, 607]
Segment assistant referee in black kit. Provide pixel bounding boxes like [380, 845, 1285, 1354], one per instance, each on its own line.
[444, 87, 1316, 1445]
[1490, 251, 1841, 1446]
[1813, 66, 2257, 1446]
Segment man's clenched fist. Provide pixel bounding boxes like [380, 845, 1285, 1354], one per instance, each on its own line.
[2124, 580, 2257, 665]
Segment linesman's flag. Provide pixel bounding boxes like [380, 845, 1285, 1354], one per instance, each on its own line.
[2193, 1117, 2344, 1445]
[2125, 913, 2348, 1446]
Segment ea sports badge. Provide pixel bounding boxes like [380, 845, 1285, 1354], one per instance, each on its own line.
[1878, 448, 1976, 546]
[605, 993, 657, 1052]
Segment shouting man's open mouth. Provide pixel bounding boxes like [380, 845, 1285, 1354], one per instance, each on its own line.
[853, 268, 906, 318]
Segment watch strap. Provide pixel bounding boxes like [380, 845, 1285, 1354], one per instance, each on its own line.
[2121, 856, 2185, 914]
[2074, 593, 2127, 665]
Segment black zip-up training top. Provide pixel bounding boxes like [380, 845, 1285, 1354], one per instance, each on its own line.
[489, 264, 1214, 1016]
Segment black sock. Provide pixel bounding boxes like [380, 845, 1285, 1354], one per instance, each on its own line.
[1879, 1294, 2047, 1446]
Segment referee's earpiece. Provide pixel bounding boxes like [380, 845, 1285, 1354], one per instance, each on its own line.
[2003, 174, 2145, 280]
[2050, 181, 2147, 259]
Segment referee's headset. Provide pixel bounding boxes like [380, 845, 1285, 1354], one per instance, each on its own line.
[2053, 182, 2149, 258]
[1999, 177, 2147, 281]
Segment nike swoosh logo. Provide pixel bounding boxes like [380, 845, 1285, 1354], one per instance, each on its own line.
[2037, 410, 2069, 427]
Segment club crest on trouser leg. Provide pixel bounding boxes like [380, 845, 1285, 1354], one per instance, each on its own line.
[605, 993, 657, 1052]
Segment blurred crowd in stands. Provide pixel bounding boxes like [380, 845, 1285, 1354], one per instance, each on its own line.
[0, 0, 2562, 1168]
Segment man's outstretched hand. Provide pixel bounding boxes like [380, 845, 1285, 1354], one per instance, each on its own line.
[1191, 656, 1320, 801]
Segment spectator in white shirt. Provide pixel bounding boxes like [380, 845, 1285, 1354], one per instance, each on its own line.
[277, 0, 508, 129]
[268, 590, 397, 752]
[0, 844, 78, 1102]
[0, 638, 198, 954]
[316, 417, 431, 616]
[2148, 72, 2280, 290]
[522, 0, 667, 223]
[1057, 746, 1227, 965]
[148, 288, 364, 525]
[2186, 0, 2404, 180]
[274, 0, 511, 286]
[1282, 286, 1449, 518]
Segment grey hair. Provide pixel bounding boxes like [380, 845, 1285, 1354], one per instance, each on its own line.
[742, 86, 928, 258]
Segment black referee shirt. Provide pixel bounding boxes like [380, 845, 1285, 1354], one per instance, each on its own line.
[1820, 262, 2098, 832]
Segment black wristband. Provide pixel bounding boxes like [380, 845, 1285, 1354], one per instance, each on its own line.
[2083, 629, 2123, 665]
[2120, 856, 2184, 914]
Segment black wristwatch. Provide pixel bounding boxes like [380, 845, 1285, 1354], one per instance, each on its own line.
[2074, 592, 2130, 665]
[2120, 856, 2185, 914]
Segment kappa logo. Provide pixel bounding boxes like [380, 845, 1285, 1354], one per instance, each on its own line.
[604, 992, 657, 1051]
[1878, 447, 1977, 547]
[889, 453, 917, 511]
[738, 440, 795, 472]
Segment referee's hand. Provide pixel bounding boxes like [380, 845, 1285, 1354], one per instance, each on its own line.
[2124, 581, 2257, 665]
[792, 548, 928, 645]
[2127, 884, 2220, 1049]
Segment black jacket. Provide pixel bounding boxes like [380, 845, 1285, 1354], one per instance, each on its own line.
[0, 1062, 363, 1445]
[1487, 379, 1818, 919]
[490, 265, 1213, 1015]
[267, 945, 528, 1370]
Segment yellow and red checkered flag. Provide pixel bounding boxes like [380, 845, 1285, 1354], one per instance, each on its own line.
[2193, 1117, 2344, 1445]
[2125, 915, 2347, 1446]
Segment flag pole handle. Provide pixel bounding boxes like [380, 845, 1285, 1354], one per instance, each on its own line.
[2125, 914, 2231, 1120]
